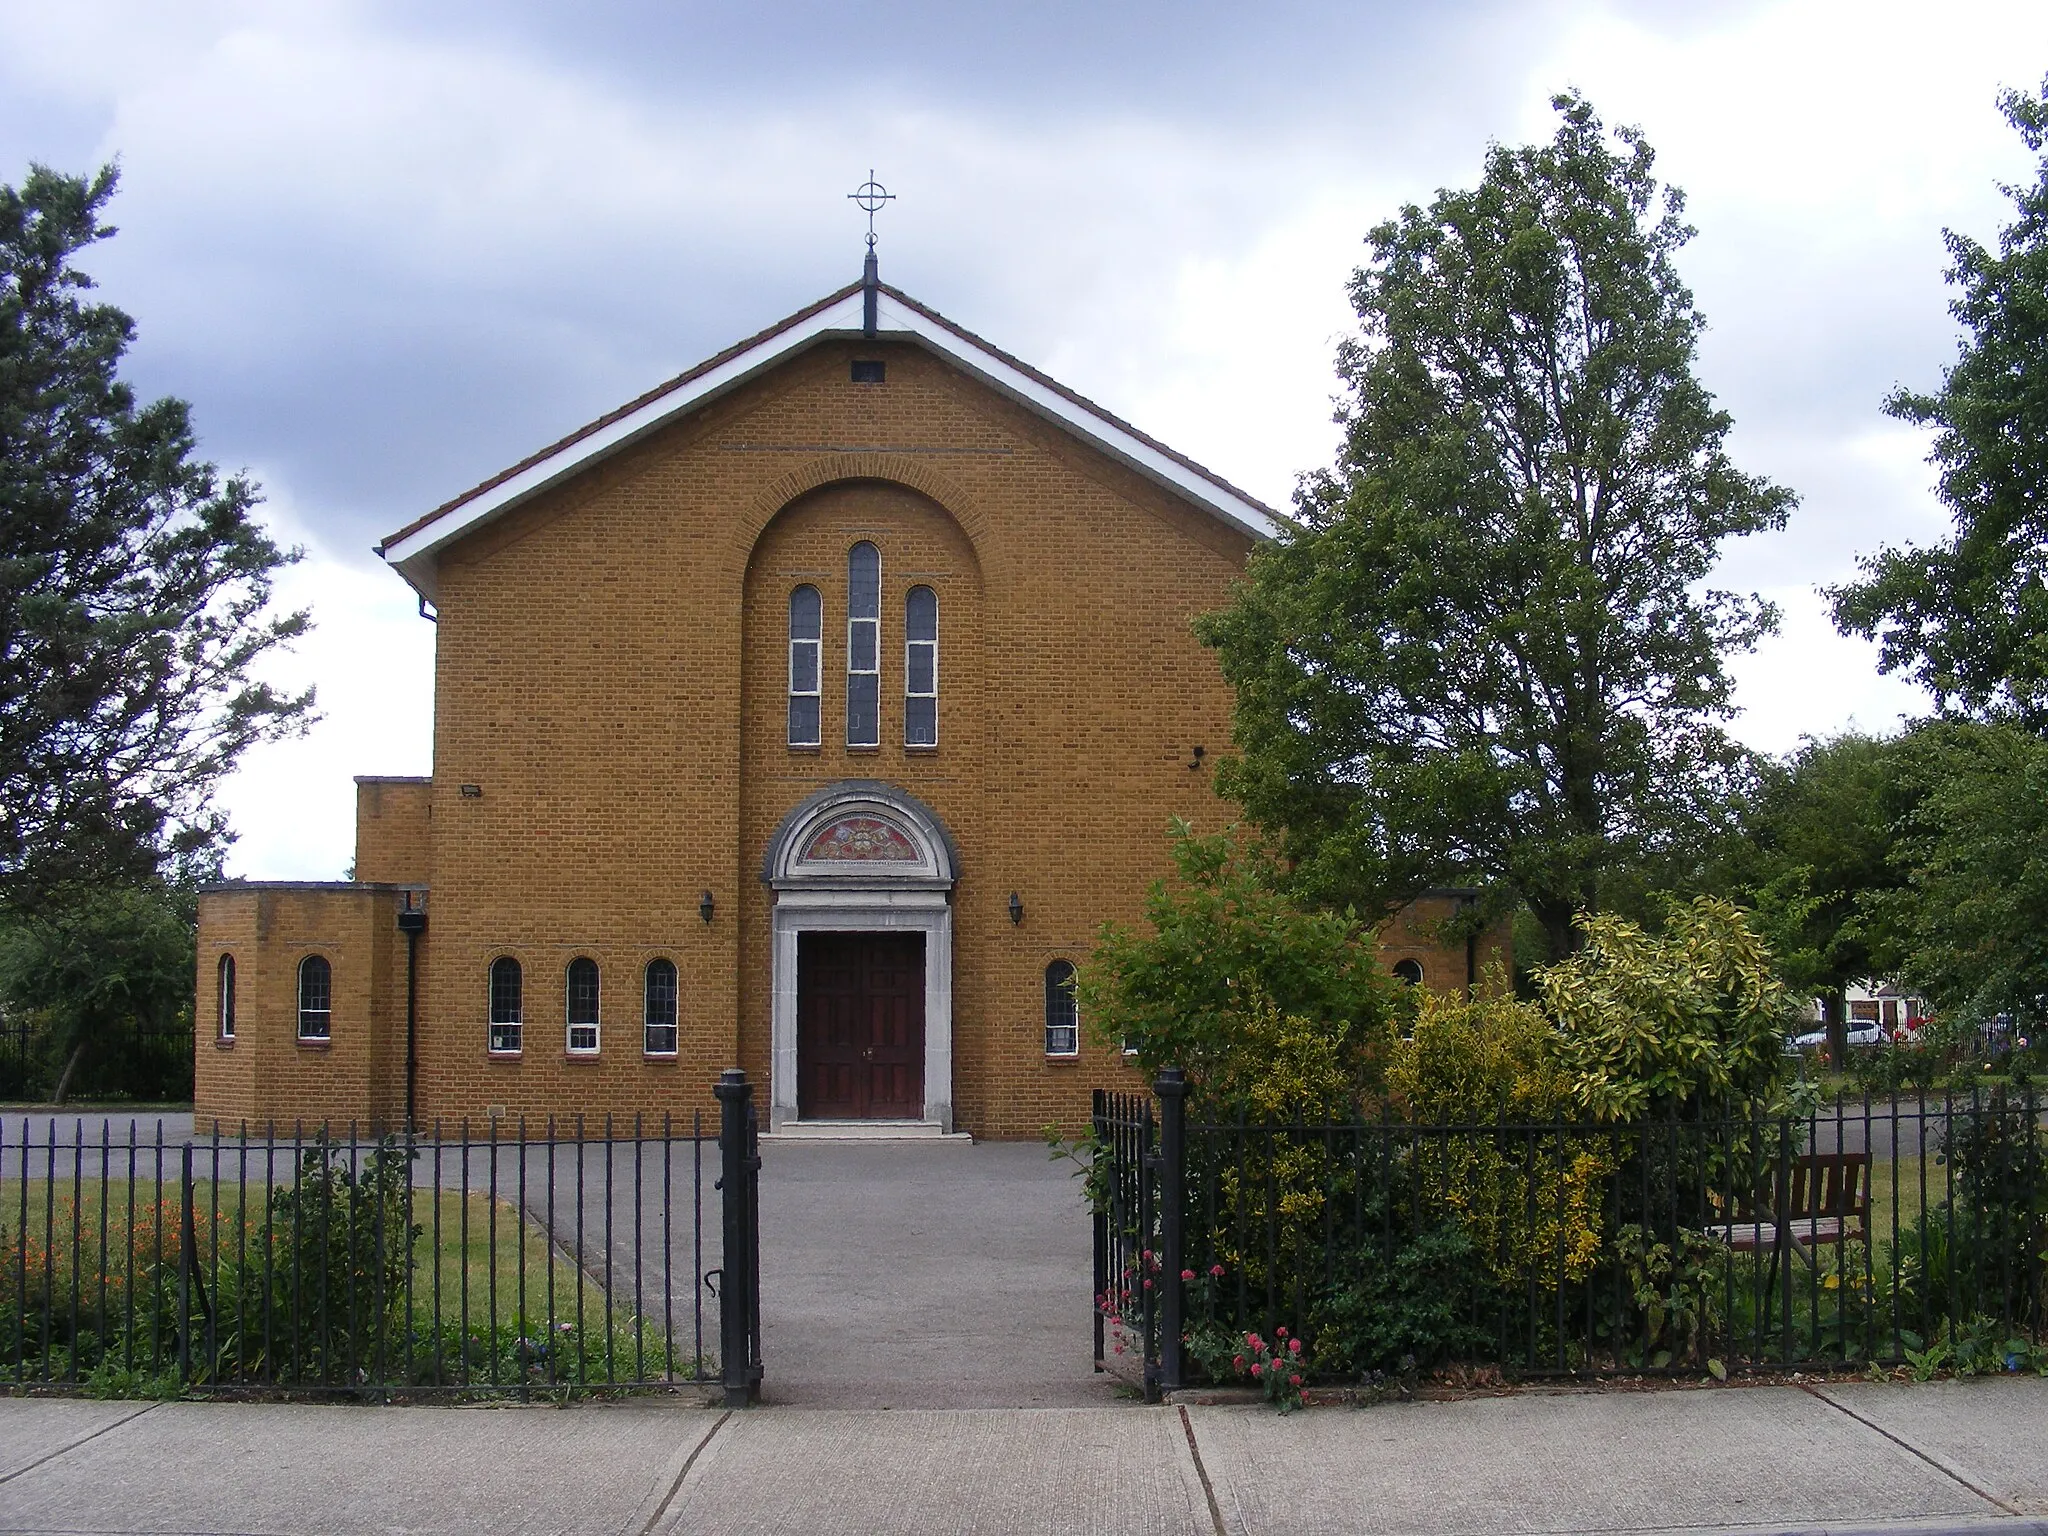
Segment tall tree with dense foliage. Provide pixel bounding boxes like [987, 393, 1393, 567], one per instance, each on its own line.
[0, 164, 312, 905]
[0, 880, 194, 1102]
[1861, 720, 2048, 1023]
[1202, 94, 1791, 960]
[1832, 81, 2048, 725]
[1723, 732, 1900, 1060]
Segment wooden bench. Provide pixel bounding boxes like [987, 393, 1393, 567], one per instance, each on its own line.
[1706, 1152, 1870, 1265]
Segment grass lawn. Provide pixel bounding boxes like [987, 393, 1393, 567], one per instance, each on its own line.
[3, 1177, 609, 1331]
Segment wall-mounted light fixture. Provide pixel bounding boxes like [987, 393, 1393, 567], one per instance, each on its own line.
[459, 783, 483, 798]
[700, 890, 715, 924]
[1188, 745, 1207, 771]
[1008, 891, 1023, 926]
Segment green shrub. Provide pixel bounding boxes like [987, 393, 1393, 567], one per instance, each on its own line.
[1081, 821, 1399, 1115]
[1307, 1222, 1496, 1376]
[1542, 897, 1793, 1124]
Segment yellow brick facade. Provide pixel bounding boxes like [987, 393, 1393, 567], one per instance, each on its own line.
[196, 299, 1501, 1137]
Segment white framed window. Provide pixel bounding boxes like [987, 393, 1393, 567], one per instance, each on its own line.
[1392, 959, 1423, 986]
[788, 585, 822, 747]
[644, 958, 679, 1056]
[846, 542, 880, 747]
[217, 954, 236, 1041]
[297, 955, 331, 1040]
[488, 956, 523, 1055]
[905, 585, 937, 748]
[566, 957, 600, 1055]
[1044, 960, 1079, 1058]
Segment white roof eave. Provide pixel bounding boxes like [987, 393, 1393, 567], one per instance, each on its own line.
[381, 288, 1278, 599]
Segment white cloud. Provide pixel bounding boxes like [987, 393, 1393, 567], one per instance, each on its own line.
[213, 488, 434, 880]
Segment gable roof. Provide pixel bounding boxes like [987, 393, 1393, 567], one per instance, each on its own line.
[376, 279, 1282, 599]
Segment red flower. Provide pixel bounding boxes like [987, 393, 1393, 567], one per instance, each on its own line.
[1250, 1362, 1263, 1377]
[1181, 1269, 1196, 1281]
[1289, 1338, 1302, 1355]
[1233, 1355, 1246, 1371]
[1209, 1264, 1225, 1278]
[1276, 1326, 1288, 1339]
[1289, 1373, 1302, 1387]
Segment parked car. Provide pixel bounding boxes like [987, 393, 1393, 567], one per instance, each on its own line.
[1789, 1021, 1888, 1052]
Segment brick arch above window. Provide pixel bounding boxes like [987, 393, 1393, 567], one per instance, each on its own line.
[732, 455, 991, 576]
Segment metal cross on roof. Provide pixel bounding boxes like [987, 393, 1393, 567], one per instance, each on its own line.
[848, 171, 895, 252]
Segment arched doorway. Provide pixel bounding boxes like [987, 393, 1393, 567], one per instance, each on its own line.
[760, 781, 958, 1131]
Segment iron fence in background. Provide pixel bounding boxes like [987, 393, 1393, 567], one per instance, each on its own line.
[2, 1070, 763, 1402]
[1094, 1077, 2046, 1398]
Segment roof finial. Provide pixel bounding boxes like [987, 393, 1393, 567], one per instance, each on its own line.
[848, 171, 894, 337]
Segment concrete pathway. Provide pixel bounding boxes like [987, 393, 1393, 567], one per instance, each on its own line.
[754, 1138, 1110, 1407]
[4, 1379, 2048, 1535]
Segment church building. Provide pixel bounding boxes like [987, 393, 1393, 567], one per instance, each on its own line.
[193, 259, 1502, 1139]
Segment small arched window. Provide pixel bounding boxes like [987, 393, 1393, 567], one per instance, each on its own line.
[1044, 960, 1079, 1058]
[846, 542, 881, 747]
[566, 957, 601, 1055]
[1393, 959, 1424, 986]
[297, 955, 331, 1040]
[217, 955, 236, 1041]
[905, 586, 938, 748]
[489, 957, 523, 1055]
[644, 958, 679, 1057]
[788, 585, 822, 747]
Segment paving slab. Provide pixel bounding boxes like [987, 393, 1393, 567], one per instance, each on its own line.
[1822, 1378, 2048, 1515]
[0, 1399, 155, 1482]
[1187, 1388, 1995, 1536]
[0, 1399, 720, 1536]
[756, 1140, 1112, 1407]
[653, 1406, 1210, 1536]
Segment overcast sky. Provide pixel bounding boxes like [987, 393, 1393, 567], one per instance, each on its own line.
[5, 0, 2045, 879]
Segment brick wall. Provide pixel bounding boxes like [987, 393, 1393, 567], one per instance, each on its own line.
[354, 777, 431, 885]
[194, 883, 413, 1134]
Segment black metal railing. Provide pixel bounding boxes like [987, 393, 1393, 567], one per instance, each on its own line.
[1094, 1076, 2046, 1397]
[3, 1071, 764, 1401]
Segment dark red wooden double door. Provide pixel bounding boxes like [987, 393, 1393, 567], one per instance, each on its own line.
[797, 932, 926, 1120]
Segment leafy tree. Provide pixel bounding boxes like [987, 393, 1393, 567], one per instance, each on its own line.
[1, 164, 312, 905]
[1079, 821, 1398, 1110]
[1832, 81, 2048, 725]
[0, 881, 194, 1103]
[1722, 733, 1901, 1060]
[1201, 94, 1791, 961]
[1861, 720, 2048, 1024]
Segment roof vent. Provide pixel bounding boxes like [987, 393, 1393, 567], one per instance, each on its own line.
[851, 359, 886, 384]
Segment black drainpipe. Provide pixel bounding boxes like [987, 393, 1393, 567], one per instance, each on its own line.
[398, 894, 427, 1131]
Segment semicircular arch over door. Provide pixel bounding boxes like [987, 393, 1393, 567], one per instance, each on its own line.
[761, 781, 959, 1131]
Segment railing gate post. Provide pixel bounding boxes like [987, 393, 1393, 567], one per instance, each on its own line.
[1155, 1067, 1189, 1395]
[714, 1069, 763, 1407]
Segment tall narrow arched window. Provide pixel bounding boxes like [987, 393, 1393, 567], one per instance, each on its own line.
[217, 955, 236, 1042]
[644, 958, 679, 1057]
[297, 955, 331, 1040]
[905, 585, 938, 748]
[788, 585, 822, 747]
[846, 541, 881, 747]
[489, 957, 523, 1055]
[566, 957, 600, 1054]
[1044, 960, 1079, 1058]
